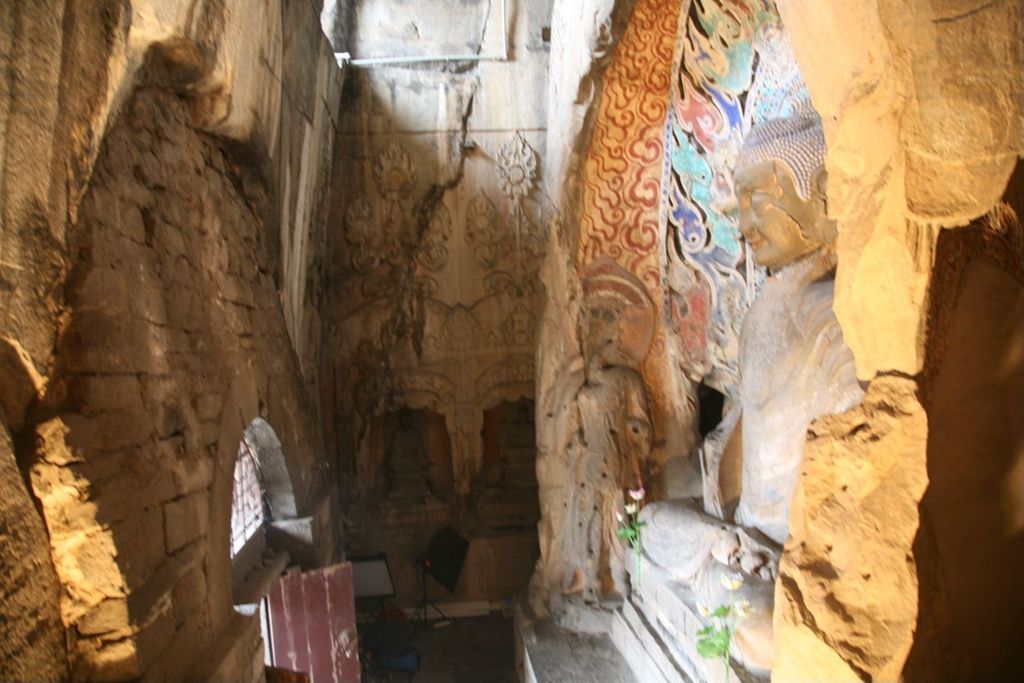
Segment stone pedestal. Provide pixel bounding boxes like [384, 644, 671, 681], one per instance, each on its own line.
[388, 467, 431, 500]
[476, 487, 540, 532]
[612, 563, 762, 683]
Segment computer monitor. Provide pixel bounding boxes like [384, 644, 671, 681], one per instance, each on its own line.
[350, 554, 396, 599]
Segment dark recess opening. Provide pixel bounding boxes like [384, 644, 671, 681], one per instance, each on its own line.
[697, 382, 725, 437]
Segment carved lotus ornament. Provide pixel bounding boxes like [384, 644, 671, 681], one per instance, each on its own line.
[466, 192, 504, 269]
[373, 141, 416, 197]
[497, 132, 538, 202]
[417, 202, 452, 272]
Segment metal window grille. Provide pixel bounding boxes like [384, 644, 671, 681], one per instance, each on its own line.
[230, 438, 266, 557]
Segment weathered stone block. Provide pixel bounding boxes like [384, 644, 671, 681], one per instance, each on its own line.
[111, 504, 166, 589]
[62, 411, 155, 454]
[62, 311, 171, 375]
[82, 453, 174, 523]
[127, 540, 204, 624]
[68, 374, 144, 416]
[194, 393, 222, 421]
[775, 376, 927, 681]
[222, 275, 256, 308]
[172, 566, 209, 628]
[76, 267, 130, 316]
[89, 227, 156, 272]
[80, 637, 141, 683]
[134, 594, 178, 675]
[195, 420, 221, 449]
[78, 598, 130, 637]
[166, 289, 210, 332]
[163, 492, 209, 553]
[170, 457, 212, 497]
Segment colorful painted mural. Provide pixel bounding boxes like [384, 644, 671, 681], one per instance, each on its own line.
[577, 0, 681, 435]
[578, 0, 679, 291]
[663, 0, 809, 394]
[574, 0, 809, 462]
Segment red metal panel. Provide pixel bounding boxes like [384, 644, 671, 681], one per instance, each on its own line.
[323, 563, 360, 683]
[301, 568, 334, 682]
[285, 569, 313, 676]
[265, 563, 360, 683]
[267, 577, 295, 670]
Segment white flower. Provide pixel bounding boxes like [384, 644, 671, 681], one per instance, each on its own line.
[697, 603, 711, 617]
[628, 487, 646, 501]
[625, 503, 638, 515]
[733, 599, 751, 619]
[720, 573, 743, 591]
[615, 510, 625, 523]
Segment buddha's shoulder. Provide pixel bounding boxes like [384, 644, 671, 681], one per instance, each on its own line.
[791, 275, 839, 340]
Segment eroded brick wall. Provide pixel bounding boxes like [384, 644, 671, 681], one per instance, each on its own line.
[24, 87, 327, 681]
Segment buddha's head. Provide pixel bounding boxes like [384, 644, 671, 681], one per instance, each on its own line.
[733, 108, 837, 272]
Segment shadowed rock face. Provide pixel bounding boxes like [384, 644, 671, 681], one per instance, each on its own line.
[0, 422, 67, 683]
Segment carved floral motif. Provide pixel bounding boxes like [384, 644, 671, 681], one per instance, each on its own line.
[464, 132, 547, 298]
[496, 132, 539, 202]
[343, 141, 452, 284]
[373, 141, 416, 197]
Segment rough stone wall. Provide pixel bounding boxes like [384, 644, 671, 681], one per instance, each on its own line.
[1, 1, 342, 680]
[0, 414, 68, 681]
[905, 176, 1024, 681]
[773, 1, 1024, 680]
[27, 88, 330, 680]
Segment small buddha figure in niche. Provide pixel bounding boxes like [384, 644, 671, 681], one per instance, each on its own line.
[638, 106, 864, 674]
[386, 409, 431, 500]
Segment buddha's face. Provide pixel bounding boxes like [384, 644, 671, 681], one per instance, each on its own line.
[580, 303, 627, 371]
[734, 158, 834, 272]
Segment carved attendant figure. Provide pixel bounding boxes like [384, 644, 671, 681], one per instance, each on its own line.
[568, 260, 655, 602]
[639, 106, 864, 674]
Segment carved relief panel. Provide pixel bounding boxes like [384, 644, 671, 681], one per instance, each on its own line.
[327, 128, 549, 500]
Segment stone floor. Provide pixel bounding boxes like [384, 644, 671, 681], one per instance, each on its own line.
[525, 620, 638, 683]
[362, 613, 517, 683]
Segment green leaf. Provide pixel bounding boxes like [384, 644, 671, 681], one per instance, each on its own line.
[711, 605, 730, 618]
[710, 630, 730, 649]
[696, 626, 713, 637]
[696, 638, 726, 659]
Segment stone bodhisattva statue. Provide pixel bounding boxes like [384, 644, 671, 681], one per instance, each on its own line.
[533, 259, 655, 616]
[639, 107, 864, 674]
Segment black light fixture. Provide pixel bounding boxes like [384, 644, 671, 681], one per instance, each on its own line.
[417, 527, 469, 592]
[413, 527, 469, 625]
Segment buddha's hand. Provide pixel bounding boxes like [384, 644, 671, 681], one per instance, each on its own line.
[733, 529, 779, 581]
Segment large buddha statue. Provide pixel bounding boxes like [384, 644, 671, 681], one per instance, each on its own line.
[638, 106, 864, 674]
